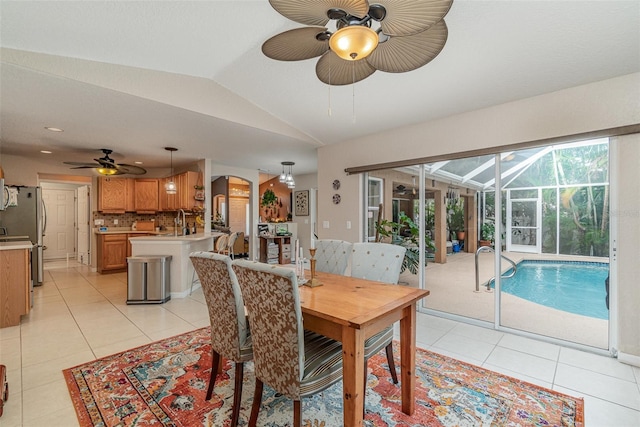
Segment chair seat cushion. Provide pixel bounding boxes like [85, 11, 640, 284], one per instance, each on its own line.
[364, 326, 393, 359]
[300, 331, 343, 397]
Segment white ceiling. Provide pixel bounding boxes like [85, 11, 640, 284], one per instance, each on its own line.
[1, 1, 638, 177]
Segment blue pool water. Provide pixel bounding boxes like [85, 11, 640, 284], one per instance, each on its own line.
[498, 261, 609, 320]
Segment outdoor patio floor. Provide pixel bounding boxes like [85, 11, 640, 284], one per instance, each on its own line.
[400, 250, 609, 349]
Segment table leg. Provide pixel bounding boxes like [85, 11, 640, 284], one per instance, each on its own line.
[341, 326, 365, 427]
[400, 302, 417, 415]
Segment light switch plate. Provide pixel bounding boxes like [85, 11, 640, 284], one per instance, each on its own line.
[114, 219, 119, 225]
[323, 221, 329, 229]
[94, 219, 104, 225]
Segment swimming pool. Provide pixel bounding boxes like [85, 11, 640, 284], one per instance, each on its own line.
[498, 260, 609, 320]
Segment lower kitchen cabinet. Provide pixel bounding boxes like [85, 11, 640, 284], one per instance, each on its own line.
[97, 234, 128, 273]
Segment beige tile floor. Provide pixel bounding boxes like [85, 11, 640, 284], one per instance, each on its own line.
[0, 260, 638, 426]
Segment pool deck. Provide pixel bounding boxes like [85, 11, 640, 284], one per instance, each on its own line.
[401, 251, 609, 349]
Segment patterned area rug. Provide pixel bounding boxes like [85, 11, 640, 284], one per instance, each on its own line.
[64, 327, 584, 426]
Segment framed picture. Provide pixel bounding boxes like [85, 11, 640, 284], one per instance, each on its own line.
[294, 190, 309, 216]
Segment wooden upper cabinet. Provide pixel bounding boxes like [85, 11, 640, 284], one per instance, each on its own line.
[98, 177, 128, 213]
[158, 171, 202, 211]
[159, 176, 179, 212]
[134, 179, 159, 213]
[125, 178, 135, 212]
[179, 171, 202, 210]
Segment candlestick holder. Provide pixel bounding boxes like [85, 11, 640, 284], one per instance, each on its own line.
[306, 248, 322, 287]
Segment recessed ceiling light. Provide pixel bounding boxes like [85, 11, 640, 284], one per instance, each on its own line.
[40, 150, 52, 154]
[45, 127, 64, 132]
[134, 161, 143, 165]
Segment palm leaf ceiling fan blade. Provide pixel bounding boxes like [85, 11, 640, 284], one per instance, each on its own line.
[367, 20, 448, 73]
[316, 51, 376, 85]
[262, 27, 330, 61]
[269, 0, 369, 26]
[115, 164, 147, 175]
[374, 0, 453, 36]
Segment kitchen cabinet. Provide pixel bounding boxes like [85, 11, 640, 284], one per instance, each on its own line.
[179, 171, 202, 211]
[158, 171, 202, 212]
[159, 176, 179, 212]
[98, 177, 129, 213]
[0, 245, 31, 328]
[97, 233, 128, 272]
[134, 179, 159, 213]
[98, 178, 159, 213]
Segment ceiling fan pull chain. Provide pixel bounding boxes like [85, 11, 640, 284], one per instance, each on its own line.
[352, 61, 356, 123]
[328, 65, 332, 117]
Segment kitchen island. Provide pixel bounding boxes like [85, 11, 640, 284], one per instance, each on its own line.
[129, 233, 222, 297]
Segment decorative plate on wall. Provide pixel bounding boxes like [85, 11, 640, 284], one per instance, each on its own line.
[332, 194, 341, 205]
[295, 190, 309, 216]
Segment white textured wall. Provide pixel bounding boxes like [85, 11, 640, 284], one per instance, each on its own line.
[317, 73, 640, 360]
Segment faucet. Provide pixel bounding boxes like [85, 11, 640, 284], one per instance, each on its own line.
[176, 209, 187, 236]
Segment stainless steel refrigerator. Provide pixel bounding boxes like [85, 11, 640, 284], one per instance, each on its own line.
[0, 185, 46, 285]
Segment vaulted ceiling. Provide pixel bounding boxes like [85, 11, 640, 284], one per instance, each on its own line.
[1, 1, 638, 176]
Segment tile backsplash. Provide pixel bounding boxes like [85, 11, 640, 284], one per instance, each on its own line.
[92, 212, 199, 230]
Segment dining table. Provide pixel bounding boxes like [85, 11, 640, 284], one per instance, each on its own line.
[298, 271, 430, 427]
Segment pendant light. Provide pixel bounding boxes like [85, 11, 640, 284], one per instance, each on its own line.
[165, 147, 177, 194]
[281, 161, 295, 189]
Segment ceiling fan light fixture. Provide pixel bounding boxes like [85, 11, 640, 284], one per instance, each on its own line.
[97, 167, 118, 176]
[329, 25, 378, 61]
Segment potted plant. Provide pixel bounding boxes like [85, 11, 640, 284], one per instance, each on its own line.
[261, 188, 277, 208]
[375, 212, 435, 274]
[447, 200, 465, 241]
[480, 221, 495, 247]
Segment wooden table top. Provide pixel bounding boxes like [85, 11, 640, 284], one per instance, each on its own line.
[298, 271, 430, 329]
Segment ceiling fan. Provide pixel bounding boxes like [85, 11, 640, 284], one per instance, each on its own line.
[64, 149, 147, 176]
[262, 0, 453, 85]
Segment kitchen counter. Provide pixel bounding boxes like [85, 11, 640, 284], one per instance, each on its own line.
[94, 227, 173, 236]
[0, 240, 34, 251]
[128, 232, 221, 242]
[129, 232, 223, 297]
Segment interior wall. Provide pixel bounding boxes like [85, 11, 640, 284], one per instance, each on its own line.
[291, 172, 317, 255]
[317, 73, 640, 361]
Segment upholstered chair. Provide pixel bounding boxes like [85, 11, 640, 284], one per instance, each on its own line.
[214, 234, 229, 253]
[224, 231, 239, 259]
[351, 242, 407, 386]
[232, 260, 344, 427]
[313, 239, 353, 275]
[189, 252, 252, 427]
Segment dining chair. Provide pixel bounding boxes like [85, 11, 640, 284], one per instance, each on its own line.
[232, 260, 343, 427]
[224, 231, 239, 259]
[214, 233, 229, 254]
[351, 242, 407, 386]
[313, 239, 353, 275]
[189, 252, 252, 427]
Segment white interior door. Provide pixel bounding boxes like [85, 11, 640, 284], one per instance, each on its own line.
[229, 197, 248, 233]
[42, 188, 76, 260]
[77, 185, 90, 265]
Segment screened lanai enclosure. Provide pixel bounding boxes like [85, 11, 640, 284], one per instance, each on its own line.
[365, 138, 610, 351]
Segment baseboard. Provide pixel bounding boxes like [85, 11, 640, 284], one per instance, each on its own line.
[618, 351, 640, 368]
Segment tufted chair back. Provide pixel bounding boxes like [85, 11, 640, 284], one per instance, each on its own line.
[314, 239, 353, 275]
[351, 242, 406, 284]
[232, 260, 305, 399]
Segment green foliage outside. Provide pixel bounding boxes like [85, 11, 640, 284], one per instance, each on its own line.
[375, 212, 436, 274]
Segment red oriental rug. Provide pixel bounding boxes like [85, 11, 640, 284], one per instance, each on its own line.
[64, 327, 584, 426]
